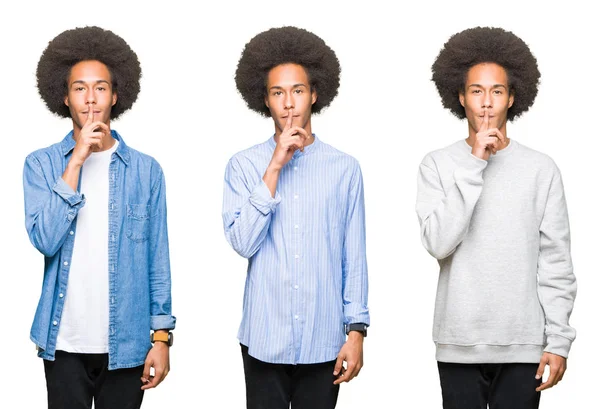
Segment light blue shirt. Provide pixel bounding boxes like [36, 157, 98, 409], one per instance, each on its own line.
[223, 136, 369, 364]
[23, 130, 176, 369]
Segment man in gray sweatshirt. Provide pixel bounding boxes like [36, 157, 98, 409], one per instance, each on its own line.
[417, 27, 577, 409]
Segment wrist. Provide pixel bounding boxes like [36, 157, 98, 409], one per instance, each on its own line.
[266, 162, 283, 173]
[67, 158, 84, 170]
[347, 331, 365, 342]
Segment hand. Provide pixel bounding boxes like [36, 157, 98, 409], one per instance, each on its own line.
[70, 105, 110, 167]
[268, 108, 310, 170]
[141, 341, 170, 390]
[535, 352, 567, 392]
[333, 332, 364, 385]
[471, 110, 507, 160]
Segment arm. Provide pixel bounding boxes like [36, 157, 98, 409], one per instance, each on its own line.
[222, 157, 281, 258]
[415, 153, 487, 259]
[538, 165, 577, 356]
[334, 163, 369, 385]
[23, 154, 86, 257]
[147, 166, 176, 332]
[142, 166, 175, 390]
[534, 165, 576, 391]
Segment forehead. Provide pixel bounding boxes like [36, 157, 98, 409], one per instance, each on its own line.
[466, 62, 508, 87]
[68, 60, 112, 84]
[266, 63, 309, 88]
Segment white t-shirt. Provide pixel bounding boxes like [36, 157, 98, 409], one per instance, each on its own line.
[56, 140, 119, 353]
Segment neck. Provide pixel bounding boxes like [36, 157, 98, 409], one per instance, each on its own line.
[72, 121, 116, 152]
[273, 118, 315, 147]
[465, 123, 509, 150]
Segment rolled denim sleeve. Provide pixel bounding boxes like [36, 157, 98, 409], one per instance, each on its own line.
[342, 162, 370, 326]
[222, 157, 281, 258]
[148, 165, 176, 331]
[23, 154, 86, 257]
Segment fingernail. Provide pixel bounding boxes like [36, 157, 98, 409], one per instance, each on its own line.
[535, 375, 541, 379]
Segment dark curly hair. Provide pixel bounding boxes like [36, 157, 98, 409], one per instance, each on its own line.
[235, 26, 341, 117]
[37, 26, 141, 120]
[432, 26, 540, 121]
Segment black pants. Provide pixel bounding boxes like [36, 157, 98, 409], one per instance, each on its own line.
[44, 350, 144, 409]
[438, 362, 542, 409]
[241, 344, 340, 409]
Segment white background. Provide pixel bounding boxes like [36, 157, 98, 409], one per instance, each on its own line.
[1, 0, 598, 407]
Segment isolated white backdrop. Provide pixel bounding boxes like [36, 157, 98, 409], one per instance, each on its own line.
[1, 0, 597, 408]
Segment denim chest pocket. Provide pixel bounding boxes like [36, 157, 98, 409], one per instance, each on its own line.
[126, 204, 151, 242]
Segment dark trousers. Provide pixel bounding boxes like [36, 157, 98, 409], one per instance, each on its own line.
[438, 362, 542, 409]
[241, 344, 340, 409]
[44, 350, 144, 409]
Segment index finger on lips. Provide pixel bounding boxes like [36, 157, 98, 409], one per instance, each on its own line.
[284, 108, 293, 131]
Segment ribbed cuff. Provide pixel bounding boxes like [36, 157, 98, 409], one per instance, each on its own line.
[544, 334, 573, 358]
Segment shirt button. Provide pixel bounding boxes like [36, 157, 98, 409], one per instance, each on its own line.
[294, 194, 299, 200]
[59, 293, 64, 298]
[294, 225, 299, 229]
[63, 261, 69, 266]
[294, 285, 299, 289]
[52, 320, 58, 326]
[293, 166, 298, 171]
[294, 254, 299, 259]
[69, 231, 74, 235]
[294, 315, 299, 320]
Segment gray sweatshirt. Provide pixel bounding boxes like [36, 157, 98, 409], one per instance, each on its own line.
[416, 139, 577, 363]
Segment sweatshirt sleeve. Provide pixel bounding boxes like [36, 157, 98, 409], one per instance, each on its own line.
[538, 165, 577, 358]
[416, 152, 488, 260]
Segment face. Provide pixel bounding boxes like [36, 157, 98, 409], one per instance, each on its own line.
[64, 60, 117, 130]
[264, 63, 317, 135]
[459, 62, 514, 135]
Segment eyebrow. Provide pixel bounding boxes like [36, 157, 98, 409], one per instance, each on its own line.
[268, 83, 308, 91]
[70, 80, 111, 86]
[467, 83, 508, 90]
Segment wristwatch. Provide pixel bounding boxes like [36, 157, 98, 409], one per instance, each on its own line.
[151, 331, 173, 346]
[345, 323, 368, 337]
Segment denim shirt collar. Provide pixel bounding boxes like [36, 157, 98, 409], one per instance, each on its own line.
[60, 129, 131, 166]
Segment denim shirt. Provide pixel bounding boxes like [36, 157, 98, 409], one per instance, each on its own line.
[23, 130, 176, 370]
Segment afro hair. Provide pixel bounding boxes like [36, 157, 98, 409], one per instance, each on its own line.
[37, 26, 141, 120]
[235, 26, 341, 117]
[432, 26, 540, 121]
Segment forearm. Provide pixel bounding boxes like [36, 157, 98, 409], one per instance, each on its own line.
[417, 156, 487, 259]
[262, 164, 281, 198]
[24, 156, 85, 256]
[61, 159, 82, 192]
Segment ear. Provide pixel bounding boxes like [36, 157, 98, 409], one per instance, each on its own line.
[508, 91, 514, 108]
[311, 88, 317, 105]
[459, 92, 465, 108]
[264, 94, 270, 109]
[112, 91, 117, 107]
[64, 94, 70, 107]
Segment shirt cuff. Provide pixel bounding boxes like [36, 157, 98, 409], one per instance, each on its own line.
[53, 177, 85, 207]
[151, 315, 176, 331]
[544, 334, 573, 359]
[249, 180, 281, 216]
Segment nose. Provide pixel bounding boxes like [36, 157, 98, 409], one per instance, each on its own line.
[482, 91, 492, 108]
[284, 93, 294, 110]
[86, 88, 97, 105]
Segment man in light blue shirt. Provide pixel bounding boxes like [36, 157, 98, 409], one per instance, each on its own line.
[223, 26, 370, 409]
[23, 26, 175, 409]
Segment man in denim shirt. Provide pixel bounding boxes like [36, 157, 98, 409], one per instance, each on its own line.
[23, 26, 175, 409]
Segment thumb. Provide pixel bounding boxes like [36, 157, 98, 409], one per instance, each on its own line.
[535, 356, 547, 380]
[333, 354, 344, 375]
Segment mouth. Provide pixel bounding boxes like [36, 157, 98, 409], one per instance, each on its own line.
[82, 110, 101, 114]
[282, 115, 300, 119]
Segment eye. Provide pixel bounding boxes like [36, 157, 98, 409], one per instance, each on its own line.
[493, 89, 503, 95]
[96, 86, 106, 91]
[294, 89, 303, 94]
[471, 89, 482, 94]
[74, 87, 85, 91]
[273, 91, 282, 96]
